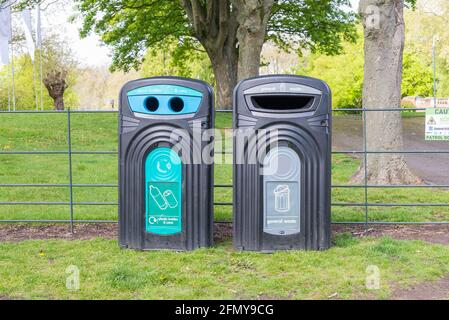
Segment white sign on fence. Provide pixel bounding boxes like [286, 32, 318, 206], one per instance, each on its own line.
[426, 108, 449, 141]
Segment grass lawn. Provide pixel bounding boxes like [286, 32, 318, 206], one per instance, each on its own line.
[0, 234, 448, 299]
[0, 112, 448, 223]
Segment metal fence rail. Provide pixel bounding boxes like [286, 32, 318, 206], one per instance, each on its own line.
[0, 107, 448, 230]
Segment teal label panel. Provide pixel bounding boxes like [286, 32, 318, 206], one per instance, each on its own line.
[145, 148, 182, 235]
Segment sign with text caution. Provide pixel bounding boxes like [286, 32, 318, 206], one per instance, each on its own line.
[426, 108, 449, 141]
[145, 148, 182, 235]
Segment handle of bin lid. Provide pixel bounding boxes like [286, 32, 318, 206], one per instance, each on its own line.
[243, 83, 322, 95]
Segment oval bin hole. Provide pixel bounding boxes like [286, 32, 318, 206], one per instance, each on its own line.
[251, 95, 314, 111]
[144, 97, 159, 112]
[169, 97, 185, 113]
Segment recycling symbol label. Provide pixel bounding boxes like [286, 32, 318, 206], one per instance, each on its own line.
[145, 147, 182, 235]
[147, 182, 181, 231]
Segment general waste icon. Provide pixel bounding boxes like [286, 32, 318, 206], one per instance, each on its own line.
[274, 185, 291, 213]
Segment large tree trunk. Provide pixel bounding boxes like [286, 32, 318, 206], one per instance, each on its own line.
[180, 0, 273, 108]
[180, 0, 239, 109]
[353, 0, 420, 184]
[233, 0, 274, 80]
[210, 49, 238, 109]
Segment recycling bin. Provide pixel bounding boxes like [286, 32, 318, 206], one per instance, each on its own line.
[233, 75, 332, 251]
[119, 77, 214, 251]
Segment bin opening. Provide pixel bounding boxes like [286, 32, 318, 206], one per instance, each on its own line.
[144, 97, 159, 112]
[251, 95, 314, 111]
[169, 97, 185, 113]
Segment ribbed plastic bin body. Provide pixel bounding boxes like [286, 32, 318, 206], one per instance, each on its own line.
[119, 77, 214, 251]
[233, 75, 332, 251]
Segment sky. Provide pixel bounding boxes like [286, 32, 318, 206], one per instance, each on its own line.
[42, 0, 112, 67]
[40, 0, 360, 68]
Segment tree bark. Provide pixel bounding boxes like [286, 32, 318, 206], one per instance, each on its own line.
[210, 49, 238, 109]
[43, 70, 68, 111]
[232, 0, 274, 81]
[180, 0, 239, 109]
[54, 96, 65, 111]
[180, 0, 273, 108]
[353, 0, 421, 184]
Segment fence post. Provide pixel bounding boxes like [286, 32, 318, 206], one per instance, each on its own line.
[67, 108, 74, 233]
[363, 108, 369, 229]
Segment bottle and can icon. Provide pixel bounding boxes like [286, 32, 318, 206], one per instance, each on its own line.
[149, 185, 179, 210]
[274, 185, 290, 213]
[163, 190, 179, 209]
[150, 185, 168, 210]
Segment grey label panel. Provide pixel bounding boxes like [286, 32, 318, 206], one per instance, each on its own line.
[263, 147, 301, 235]
[265, 182, 300, 234]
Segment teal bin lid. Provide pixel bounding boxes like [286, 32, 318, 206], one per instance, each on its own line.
[127, 85, 203, 116]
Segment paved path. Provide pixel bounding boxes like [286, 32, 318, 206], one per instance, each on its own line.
[333, 115, 449, 185]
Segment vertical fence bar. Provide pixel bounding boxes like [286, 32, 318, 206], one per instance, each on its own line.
[67, 109, 74, 233]
[363, 107, 369, 229]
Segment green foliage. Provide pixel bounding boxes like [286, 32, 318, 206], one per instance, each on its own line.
[75, 0, 190, 72]
[405, 3, 449, 97]
[402, 52, 433, 98]
[0, 58, 47, 110]
[140, 39, 214, 84]
[268, 0, 357, 55]
[405, 0, 418, 8]
[0, 55, 78, 110]
[74, 0, 357, 72]
[300, 23, 435, 109]
[297, 33, 364, 109]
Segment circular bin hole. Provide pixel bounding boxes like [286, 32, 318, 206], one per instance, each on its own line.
[169, 97, 184, 113]
[144, 97, 159, 112]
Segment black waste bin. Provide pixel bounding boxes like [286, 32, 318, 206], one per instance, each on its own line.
[119, 77, 214, 251]
[233, 75, 332, 251]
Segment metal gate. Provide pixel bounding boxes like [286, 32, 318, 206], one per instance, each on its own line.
[0, 107, 448, 232]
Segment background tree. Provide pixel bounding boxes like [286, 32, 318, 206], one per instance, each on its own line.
[298, 27, 433, 110]
[355, 0, 419, 184]
[406, 0, 449, 97]
[298, 33, 365, 109]
[73, 66, 139, 109]
[401, 52, 433, 98]
[0, 8, 78, 111]
[75, 0, 357, 109]
[40, 35, 77, 110]
[140, 39, 213, 84]
[0, 51, 79, 110]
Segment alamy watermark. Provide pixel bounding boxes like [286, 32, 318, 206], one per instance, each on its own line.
[66, 265, 80, 291]
[364, 4, 381, 30]
[365, 265, 381, 290]
[166, 126, 282, 176]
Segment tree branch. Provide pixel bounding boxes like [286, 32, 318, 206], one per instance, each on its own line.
[180, 0, 207, 39]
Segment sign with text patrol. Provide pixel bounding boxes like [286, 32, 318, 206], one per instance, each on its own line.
[426, 108, 449, 141]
